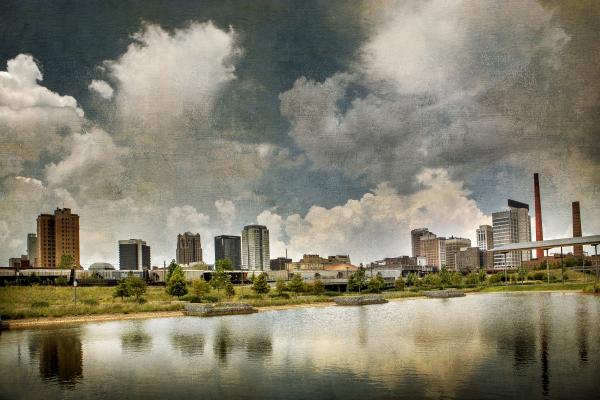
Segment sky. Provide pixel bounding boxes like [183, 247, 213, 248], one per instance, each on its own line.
[0, 0, 599, 267]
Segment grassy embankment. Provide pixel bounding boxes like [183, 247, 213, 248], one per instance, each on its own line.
[1, 268, 596, 320]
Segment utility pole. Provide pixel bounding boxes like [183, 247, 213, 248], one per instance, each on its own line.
[594, 244, 599, 292]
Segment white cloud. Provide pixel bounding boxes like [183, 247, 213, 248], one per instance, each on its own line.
[258, 168, 489, 263]
[215, 199, 236, 233]
[88, 79, 114, 99]
[0, 54, 84, 176]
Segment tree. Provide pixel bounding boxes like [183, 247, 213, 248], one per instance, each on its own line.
[253, 272, 270, 293]
[166, 260, 180, 283]
[114, 279, 130, 300]
[406, 273, 418, 287]
[423, 273, 441, 288]
[60, 254, 75, 269]
[166, 267, 188, 297]
[288, 273, 305, 296]
[395, 276, 405, 290]
[224, 281, 235, 298]
[252, 273, 270, 294]
[348, 267, 368, 292]
[211, 267, 231, 295]
[127, 276, 147, 303]
[478, 270, 487, 283]
[275, 278, 287, 294]
[215, 259, 233, 271]
[465, 272, 479, 286]
[439, 267, 451, 288]
[450, 272, 463, 288]
[518, 267, 527, 284]
[312, 279, 325, 295]
[192, 278, 211, 297]
[368, 275, 385, 293]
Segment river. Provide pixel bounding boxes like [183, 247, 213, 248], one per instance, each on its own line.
[1, 292, 599, 399]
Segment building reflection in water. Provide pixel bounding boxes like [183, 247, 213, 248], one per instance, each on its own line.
[539, 305, 550, 398]
[170, 333, 205, 356]
[576, 303, 588, 363]
[512, 323, 536, 370]
[120, 323, 153, 353]
[29, 330, 83, 386]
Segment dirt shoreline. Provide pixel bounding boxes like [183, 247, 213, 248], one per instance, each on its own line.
[2, 289, 588, 330]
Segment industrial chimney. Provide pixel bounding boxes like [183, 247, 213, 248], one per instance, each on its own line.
[533, 173, 544, 259]
[572, 201, 583, 258]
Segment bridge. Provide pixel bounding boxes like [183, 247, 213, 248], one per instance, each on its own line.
[491, 234, 600, 285]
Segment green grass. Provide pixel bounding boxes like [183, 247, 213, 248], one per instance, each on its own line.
[479, 282, 588, 292]
[0, 286, 181, 320]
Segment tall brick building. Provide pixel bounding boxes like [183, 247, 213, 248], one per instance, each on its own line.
[37, 208, 80, 268]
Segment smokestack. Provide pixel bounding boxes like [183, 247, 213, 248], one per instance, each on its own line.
[572, 201, 583, 258]
[533, 173, 544, 259]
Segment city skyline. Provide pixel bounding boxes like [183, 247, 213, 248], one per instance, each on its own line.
[0, 1, 598, 268]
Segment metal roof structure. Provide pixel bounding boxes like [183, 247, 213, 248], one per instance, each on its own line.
[490, 235, 600, 253]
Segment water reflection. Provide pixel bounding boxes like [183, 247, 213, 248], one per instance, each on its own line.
[576, 303, 588, 363]
[213, 325, 233, 363]
[170, 333, 205, 356]
[246, 335, 272, 360]
[120, 323, 152, 353]
[29, 330, 83, 386]
[539, 301, 551, 398]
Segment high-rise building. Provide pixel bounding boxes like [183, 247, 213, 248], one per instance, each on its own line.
[37, 208, 80, 268]
[176, 232, 203, 265]
[456, 247, 481, 273]
[445, 236, 471, 271]
[214, 235, 241, 269]
[241, 225, 270, 271]
[119, 239, 151, 270]
[572, 201, 583, 258]
[492, 200, 532, 268]
[420, 233, 446, 269]
[270, 257, 292, 271]
[27, 233, 37, 265]
[411, 228, 429, 257]
[476, 225, 493, 251]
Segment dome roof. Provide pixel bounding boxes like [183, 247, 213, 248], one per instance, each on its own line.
[89, 262, 115, 270]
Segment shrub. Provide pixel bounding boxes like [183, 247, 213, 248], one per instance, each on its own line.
[192, 279, 211, 297]
[287, 273, 306, 295]
[478, 270, 487, 283]
[252, 273, 270, 294]
[368, 275, 385, 293]
[275, 279, 287, 294]
[312, 279, 325, 295]
[166, 267, 188, 298]
[31, 301, 50, 308]
[406, 273, 418, 287]
[202, 295, 219, 303]
[465, 273, 479, 286]
[450, 273, 463, 288]
[185, 295, 203, 303]
[224, 281, 235, 297]
[82, 299, 99, 306]
[55, 276, 69, 286]
[269, 292, 291, 299]
[395, 277, 405, 290]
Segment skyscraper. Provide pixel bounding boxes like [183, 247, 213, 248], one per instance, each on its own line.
[476, 225, 493, 251]
[445, 236, 471, 271]
[419, 233, 446, 269]
[27, 233, 37, 266]
[411, 228, 429, 257]
[37, 208, 80, 268]
[214, 235, 241, 269]
[241, 225, 270, 271]
[119, 239, 151, 270]
[492, 200, 532, 268]
[176, 232, 203, 265]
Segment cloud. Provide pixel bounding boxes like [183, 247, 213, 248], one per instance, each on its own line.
[45, 128, 128, 201]
[105, 21, 240, 147]
[258, 169, 489, 263]
[215, 199, 236, 233]
[88, 79, 114, 99]
[0, 54, 84, 176]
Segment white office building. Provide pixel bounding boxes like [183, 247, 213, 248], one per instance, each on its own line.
[476, 225, 494, 251]
[241, 225, 270, 271]
[492, 200, 532, 269]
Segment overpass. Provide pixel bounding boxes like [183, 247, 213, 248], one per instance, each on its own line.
[490, 235, 600, 286]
